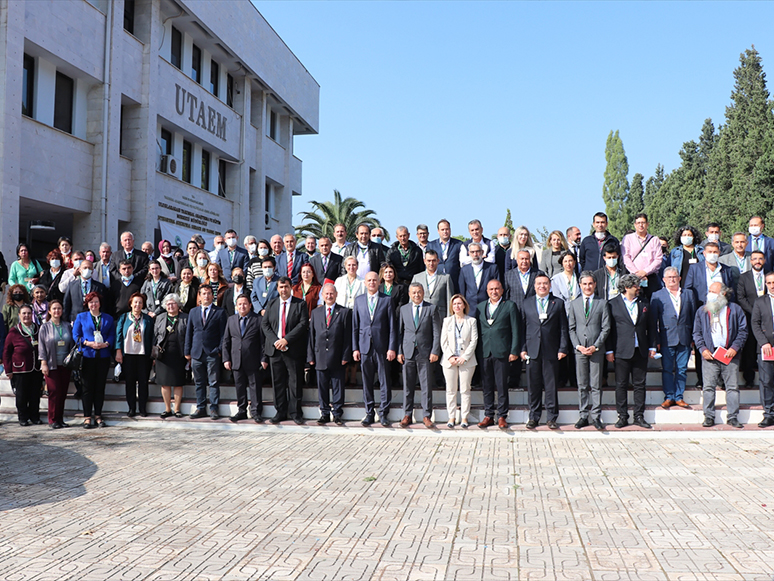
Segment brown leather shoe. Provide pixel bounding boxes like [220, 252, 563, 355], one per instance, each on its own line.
[478, 416, 494, 429]
[675, 399, 689, 408]
[498, 417, 508, 429]
[661, 399, 674, 409]
[422, 417, 435, 429]
[400, 415, 412, 428]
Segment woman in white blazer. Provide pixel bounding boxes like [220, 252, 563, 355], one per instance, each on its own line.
[550, 251, 580, 313]
[441, 294, 478, 428]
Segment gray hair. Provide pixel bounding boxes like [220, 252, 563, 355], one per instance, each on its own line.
[396, 226, 409, 235]
[243, 235, 257, 246]
[120, 231, 134, 241]
[321, 282, 336, 294]
[468, 219, 482, 229]
[618, 274, 642, 293]
[579, 270, 596, 284]
[99, 242, 111, 251]
[408, 282, 425, 292]
[468, 242, 482, 253]
[162, 293, 183, 308]
[416, 224, 429, 233]
[663, 266, 679, 278]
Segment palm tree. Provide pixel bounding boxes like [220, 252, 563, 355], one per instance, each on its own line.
[295, 190, 389, 242]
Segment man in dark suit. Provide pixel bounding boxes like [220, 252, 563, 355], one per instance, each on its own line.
[387, 226, 425, 285]
[110, 231, 149, 280]
[650, 266, 698, 409]
[250, 257, 279, 316]
[110, 260, 142, 317]
[308, 283, 352, 425]
[592, 242, 626, 301]
[746, 215, 774, 273]
[309, 237, 343, 286]
[738, 250, 767, 387]
[476, 279, 520, 429]
[520, 273, 570, 430]
[276, 233, 309, 285]
[221, 267, 249, 317]
[341, 224, 385, 278]
[397, 284, 441, 429]
[411, 250, 454, 321]
[427, 219, 463, 293]
[568, 271, 610, 430]
[684, 242, 735, 305]
[261, 276, 309, 424]
[223, 295, 267, 423]
[352, 271, 398, 426]
[63, 260, 108, 322]
[215, 229, 250, 283]
[458, 242, 499, 312]
[579, 212, 619, 272]
[693, 282, 748, 428]
[185, 285, 228, 419]
[606, 274, 658, 429]
[751, 271, 774, 428]
[504, 248, 541, 389]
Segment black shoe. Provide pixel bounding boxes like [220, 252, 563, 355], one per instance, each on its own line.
[574, 417, 590, 429]
[316, 414, 330, 425]
[727, 418, 743, 429]
[293, 417, 305, 425]
[614, 417, 628, 429]
[253, 416, 264, 424]
[380, 417, 391, 427]
[174, 411, 184, 418]
[139, 412, 148, 418]
[333, 416, 344, 426]
[210, 410, 219, 420]
[526, 419, 538, 430]
[758, 417, 774, 428]
[361, 416, 374, 427]
[702, 417, 715, 427]
[190, 408, 207, 419]
[160, 411, 173, 419]
[270, 415, 285, 424]
[547, 421, 559, 430]
[593, 419, 605, 431]
[127, 410, 137, 418]
[19, 419, 31, 426]
[230, 412, 248, 423]
[49, 423, 58, 430]
[30, 418, 43, 425]
[633, 416, 652, 429]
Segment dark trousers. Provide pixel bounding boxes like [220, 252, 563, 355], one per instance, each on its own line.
[192, 354, 221, 412]
[13, 371, 43, 423]
[481, 356, 509, 419]
[361, 351, 391, 418]
[269, 352, 303, 419]
[81, 357, 110, 418]
[46, 367, 71, 424]
[526, 355, 559, 422]
[693, 346, 704, 386]
[124, 354, 151, 414]
[757, 357, 774, 420]
[741, 330, 757, 385]
[317, 365, 345, 417]
[402, 357, 434, 418]
[234, 366, 263, 417]
[508, 359, 522, 388]
[615, 350, 648, 418]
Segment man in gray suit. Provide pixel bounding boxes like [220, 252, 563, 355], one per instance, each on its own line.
[398, 283, 441, 429]
[568, 271, 610, 430]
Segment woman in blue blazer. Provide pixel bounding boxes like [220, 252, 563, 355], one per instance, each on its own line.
[72, 291, 115, 428]
[115, 292, 155, 417]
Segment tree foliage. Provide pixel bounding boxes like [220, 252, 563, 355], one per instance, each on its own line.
[504, 208, 514, 232]
[602, 130, 631, 238]
[295, 189, 388, 242]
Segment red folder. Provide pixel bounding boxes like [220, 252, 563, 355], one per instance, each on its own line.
[762, 348, 774, 362]
[712, 347, 732, 365]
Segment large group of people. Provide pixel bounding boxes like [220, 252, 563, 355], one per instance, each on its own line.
[2, 210, 774, 432]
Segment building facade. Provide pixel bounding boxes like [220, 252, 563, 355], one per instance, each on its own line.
[0, 0, 319, 258]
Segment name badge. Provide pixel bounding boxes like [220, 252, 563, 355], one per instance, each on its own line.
[94, 331, 103, 343]
[31, 340, 38, 346]
[539, 313, 548, 321]
[487, 319, 494, 325]
[610, 288, 619, 296]
[689, 258, 698, 264]
[263, 292, 267, 297]
[758, 289, 765, 297]
[57, 340, 66, 347]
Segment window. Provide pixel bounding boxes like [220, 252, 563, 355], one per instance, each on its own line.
[170, 27, 182, 69]
[218, 159, 227, 197]
[269, 109, 278, 141]
[201, 150, 210, 190]
[226, 74, 234, 108]
[182, 140, 192, 183]
[123, 0, 135, 34]
[53, 72, 74, 134]
[160, 128, 172, 155]
[119, 106, 125, 155]
[210, 60, 219, 96]
[191, 44, 201, 84]
[22, 54, 34, 117]
[265, 182, 273, 222]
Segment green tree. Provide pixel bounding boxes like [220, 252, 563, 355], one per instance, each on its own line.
[628, 173, 645, 224]
[602, 130, 630, 238]
[504, 208, 514, 232]
[644, 164, 665, 209]
[295, 189, 388, 242]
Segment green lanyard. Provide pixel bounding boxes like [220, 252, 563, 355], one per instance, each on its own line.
[54, 323, 64, 341]
[91, 315, 101, 331]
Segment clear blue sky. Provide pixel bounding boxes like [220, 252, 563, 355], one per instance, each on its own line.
[255, 1, 774, 240]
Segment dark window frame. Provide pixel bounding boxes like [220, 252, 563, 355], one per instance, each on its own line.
[226, 74, 234, 108]
[182, 140, 192, 183]
[22, 53, 34, 117]
[210, 60, 219, 96]
[218, 159, 227, 197]
[53, 71, 74, 134]
[191, 44, 202, 84]
[160, 128, 172, 156]
[123, 0, 135, 34]
[171, 27, 182, 69]
[201, 149, 210, 191]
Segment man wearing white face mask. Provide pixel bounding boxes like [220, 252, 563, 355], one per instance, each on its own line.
[494, 226, 511, 281]
[579, 212, 619, 272]
[693, 282, 747, 428]
[215, 229, 249, 283]
[208, 235, 225, 262]
[63, 259, 108, 323]
[700, 223, 732, 256]
[592, 242, 626, 301]
[746, 215, 774, 273]
[684, 242, 735, 306]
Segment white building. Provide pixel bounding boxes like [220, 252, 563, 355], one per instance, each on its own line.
[0, 0, 319, 258]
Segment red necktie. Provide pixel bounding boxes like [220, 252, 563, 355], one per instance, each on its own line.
[287, 253, 294, 277]
[326, 306, 332, 327]
[281, 300, 287, 337]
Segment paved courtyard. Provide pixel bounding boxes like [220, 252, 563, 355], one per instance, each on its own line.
[1, 424, 774, 580]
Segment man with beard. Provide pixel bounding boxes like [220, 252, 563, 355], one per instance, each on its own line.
[693, 282, 748, 428]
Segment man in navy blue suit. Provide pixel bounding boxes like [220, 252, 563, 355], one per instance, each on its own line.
[427, 219, 463, 293]
[185, 285, 228, 420]
[746, 215, 774, 273]
[215, 229, 249, 282]
[684, 242, 735, 306]
[458, 242, 499, 312]
[276, 233, 309, 285]
[352, 271, 398, 427]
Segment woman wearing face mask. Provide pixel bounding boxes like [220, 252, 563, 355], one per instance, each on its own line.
[222, 267, 249, 316]
[38, 299, 74, 428]
[39, 249, 65, 302]
[157, 239, 178, 283]
[174, 266, 200, 313]
[192, 250, 210, 283]
[8, 243, 43, 292]
[30, 285, 49, 326]
[57, 237, 74, 270]
[84, 250, 97, 264]
[141, 260, 173, 318]
[3, 284, 31, 329]
[3, 304, 43, 426]
[57, 251, 86, 294]
[669, 226, 703, 288]
[245, 238, 272, 291]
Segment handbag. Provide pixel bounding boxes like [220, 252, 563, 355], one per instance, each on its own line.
[63, 339, 83, 371]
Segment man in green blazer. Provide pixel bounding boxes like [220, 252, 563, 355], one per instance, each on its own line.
[476, 279, 520, 429]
